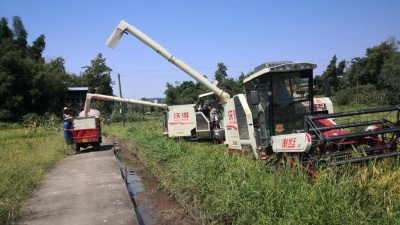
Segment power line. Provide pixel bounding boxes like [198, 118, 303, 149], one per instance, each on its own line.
[108, 63, 259, 75]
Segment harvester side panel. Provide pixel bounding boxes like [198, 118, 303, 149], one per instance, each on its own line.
[223, 98, 242, 150]
[234, 96, 250, 140]
[167, 105, 196, 138]
[223, 94, 257, 157]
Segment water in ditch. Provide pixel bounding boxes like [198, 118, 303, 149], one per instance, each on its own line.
[113, 141, 195, 225]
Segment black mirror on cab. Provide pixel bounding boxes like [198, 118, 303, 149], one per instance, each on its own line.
[250, 90, 260, 105]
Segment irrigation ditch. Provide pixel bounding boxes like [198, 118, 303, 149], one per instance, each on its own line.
[111, 136, 196, 225]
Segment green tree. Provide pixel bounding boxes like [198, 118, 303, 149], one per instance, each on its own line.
[218, 71, 247, 96]
[336, 60, 347, 89]
[321, 55, 339, 93]
[337, 60, 346, 76]
[12, 16, 28, 51]
[46, 57, 83, 87]
[81, 53, 113, 95]
[41, 57, 80, 113]
[335, 37, 400, 105]
[164, 63, 247, 105]
[0, 18, 15, 120]
[0, 18, 13, 41]
[29, 34, 46, 61]
[214, 62, 227, 82]
[164, 82, 178, 105]
[378, 52, 400, 104]
[164, 81, 205, 105]
[81, 53, 114, 114]
[0, 16, 95, 122]
[346, 39, 397, 86]
[0, 16, 42, 120]
[0, 70, 16, 120]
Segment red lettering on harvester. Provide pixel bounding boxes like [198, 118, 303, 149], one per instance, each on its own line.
[282, 138, 296, 148]
[228, 110, 236, 121]
[182, 112, 189, 120]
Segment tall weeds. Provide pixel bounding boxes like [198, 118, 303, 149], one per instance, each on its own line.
[0, 122, 70, 224]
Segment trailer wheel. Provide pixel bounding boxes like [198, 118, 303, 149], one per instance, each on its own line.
[75, 144, 80, 152]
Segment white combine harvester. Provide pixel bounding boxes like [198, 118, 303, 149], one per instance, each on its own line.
[82, 93, 220, 141]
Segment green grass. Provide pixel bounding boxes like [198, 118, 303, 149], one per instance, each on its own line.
[0, 122, 71, 225]
[104, 118, 400, 224]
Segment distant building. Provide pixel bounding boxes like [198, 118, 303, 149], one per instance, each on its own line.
[64, 87, 88, 117]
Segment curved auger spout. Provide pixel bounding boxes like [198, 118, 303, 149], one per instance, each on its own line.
[105, 20, 230, 104]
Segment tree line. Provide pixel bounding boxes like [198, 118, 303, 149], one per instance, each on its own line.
[165, 38, 400, 107]
[315, 37, 400, 106]
[0, 16, 114, 122]
[164, 62, 249, 105]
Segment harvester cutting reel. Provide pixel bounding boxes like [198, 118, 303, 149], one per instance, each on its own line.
[303, 105, 400, 168]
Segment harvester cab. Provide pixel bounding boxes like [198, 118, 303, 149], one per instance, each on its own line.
[245, 61, 316, 151]
[196, 92, 225, 142]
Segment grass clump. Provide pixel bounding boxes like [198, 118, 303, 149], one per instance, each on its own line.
[0, 123, 71, 225]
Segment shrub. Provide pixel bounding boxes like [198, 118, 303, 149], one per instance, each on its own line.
[21, 113, 62, 132]
[110, 111, 147, 123]
[335, 85, 387, 106]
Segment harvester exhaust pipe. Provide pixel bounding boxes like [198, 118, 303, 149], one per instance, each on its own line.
[105, 20, 230, 105]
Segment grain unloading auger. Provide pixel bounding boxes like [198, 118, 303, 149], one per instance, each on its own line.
[106, 20, 400, 169]
[83, 93, 168, 116]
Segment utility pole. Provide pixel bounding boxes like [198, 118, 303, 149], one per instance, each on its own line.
[118, 73, 125, 126]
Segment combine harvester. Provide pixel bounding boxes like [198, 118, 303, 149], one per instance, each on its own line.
[105, 20, 400, 170]
[82, 93, 224, 141]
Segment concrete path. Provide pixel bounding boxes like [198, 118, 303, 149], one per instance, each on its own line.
[16, 137, 139, 225]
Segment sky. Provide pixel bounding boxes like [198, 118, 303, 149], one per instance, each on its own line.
[2, 0, 400, 99]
